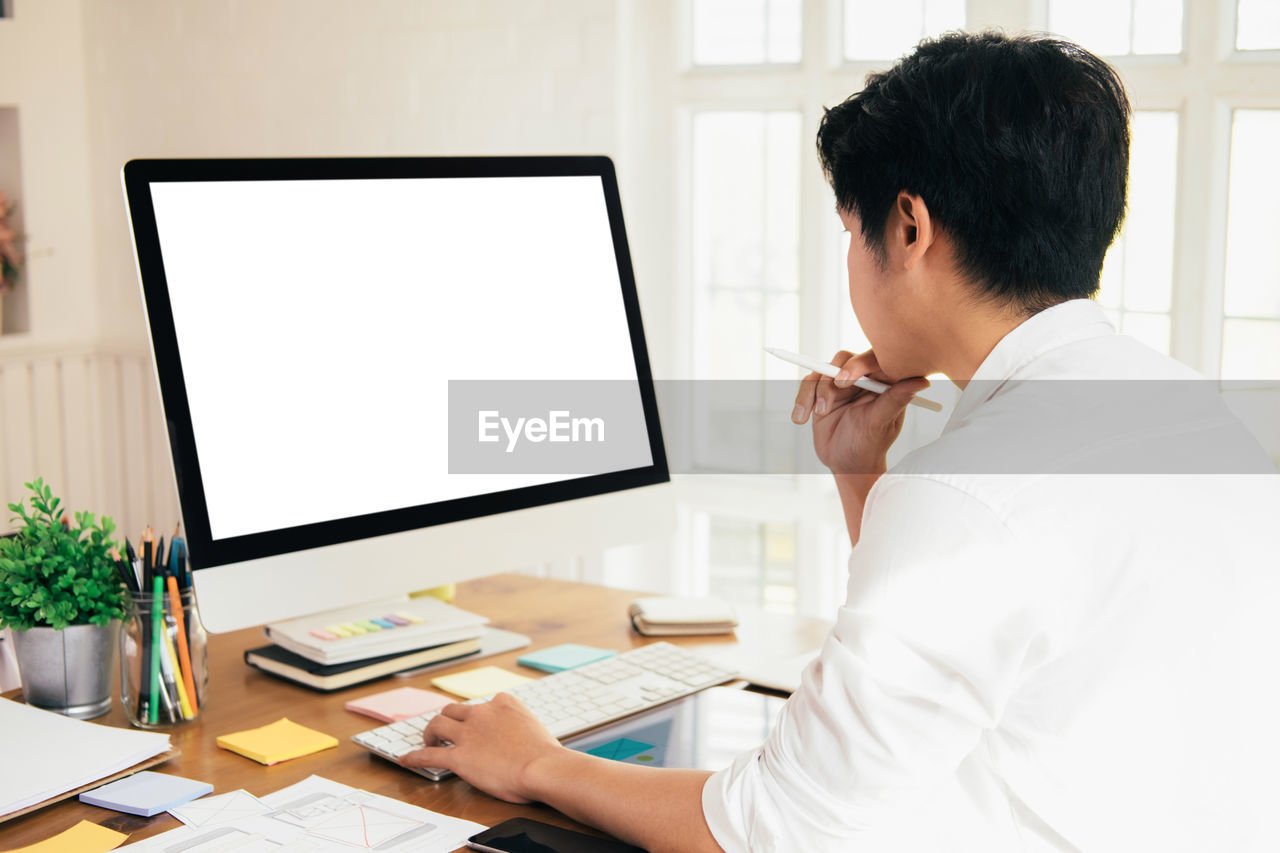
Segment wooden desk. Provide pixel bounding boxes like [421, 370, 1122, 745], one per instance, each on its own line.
[1, 573, 830, 849]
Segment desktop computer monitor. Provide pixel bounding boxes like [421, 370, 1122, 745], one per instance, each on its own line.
[122, 156, 670, 632]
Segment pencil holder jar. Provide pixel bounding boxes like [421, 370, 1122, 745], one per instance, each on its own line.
[119, 588, 208, 728]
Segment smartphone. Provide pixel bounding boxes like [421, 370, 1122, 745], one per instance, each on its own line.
[466, 818, 645, 853]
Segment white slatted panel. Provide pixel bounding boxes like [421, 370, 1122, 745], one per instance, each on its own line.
[30, 358, 66, 501]
[59, 355, 96, 515]
[146, 370, 179, 534]
[117, 356, 153, 535]
[0, 349, 175, 538]
[1, 361, 36, 523]
[90, 354, 128, 531]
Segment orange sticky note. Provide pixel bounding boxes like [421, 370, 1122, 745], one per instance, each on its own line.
[4, 820, 127, 853]
[215, 717, 338, 765]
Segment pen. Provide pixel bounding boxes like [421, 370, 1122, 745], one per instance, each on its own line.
[141, 527, 161, 725]
[125, 539, 142, 589]
[156, 597, 191, 721]
[136, 533, 152, 723]
[110, 548, 139, 594]
[764, 347, 943, 412]
[150, 568, 164, 725]
[167, 570, 199, 714]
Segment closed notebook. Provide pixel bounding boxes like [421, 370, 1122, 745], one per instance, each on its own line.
[264, 596, 488, 665]
[215, 718, 338, 765]
[344, 686, 455, 723]
[244, 636, 482, 692]
[79, 770, 213, 817]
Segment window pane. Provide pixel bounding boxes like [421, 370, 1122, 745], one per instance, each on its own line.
[693, 111, 801, 378]
[1120, 111, 1178, 313]
[693, 0, 801, 66]
[1221, 319, 1280, 380]
[1049, 0, 1182, 55]
[1096, 111, 1177, 343]
[1224, 110, 1280, 319]
[843, 0, 964, 62]
[1131, 0, 1184, 54]
[1237, 0, 1280, 51]
[1050, 0, 1132, 55]
[705, 516, 798, 614]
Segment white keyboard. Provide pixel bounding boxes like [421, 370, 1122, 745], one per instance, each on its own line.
[352, 641, 738, 780]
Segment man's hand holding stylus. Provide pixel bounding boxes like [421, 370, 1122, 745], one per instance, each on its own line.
[791, 349, 930, 544]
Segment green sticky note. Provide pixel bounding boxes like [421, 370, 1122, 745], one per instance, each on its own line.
[517, 644, 615, 673]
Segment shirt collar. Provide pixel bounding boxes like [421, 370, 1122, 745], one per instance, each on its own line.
[944, 299, 1116, 431]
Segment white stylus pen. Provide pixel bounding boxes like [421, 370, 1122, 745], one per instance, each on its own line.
[765, 347, 944, 413]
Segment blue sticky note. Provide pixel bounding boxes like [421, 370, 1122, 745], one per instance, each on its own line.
[79, 770, 214, 817]
[517, 643, 616, 673]
[587, 737, 654, 761]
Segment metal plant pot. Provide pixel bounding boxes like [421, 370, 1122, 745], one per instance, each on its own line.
[10, 621, 119, 719]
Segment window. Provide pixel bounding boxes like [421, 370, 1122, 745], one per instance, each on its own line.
[592, 0, 1280, 595]
[1096, 111, 1180, 354]
[691, 111, 801, 379]
[1221, 110, 1280, 380]
[701, 516, 799, 613]
[1236, 0, 1280, 51]
[692, 0, 802, 65]
[1047, 0, 1184, 55]
[843, 0, 965, 62]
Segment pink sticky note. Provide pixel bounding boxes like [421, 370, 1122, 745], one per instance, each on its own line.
[310, 628, 337, 640]
[344, 686, 455, 723]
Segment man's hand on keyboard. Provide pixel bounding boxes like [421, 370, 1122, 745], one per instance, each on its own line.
[399, 692, 562, 804]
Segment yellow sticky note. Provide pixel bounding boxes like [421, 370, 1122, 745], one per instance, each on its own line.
[5, 820, 127, 853]
[431, 666, 533, 699]
[216, 717, 339, 765]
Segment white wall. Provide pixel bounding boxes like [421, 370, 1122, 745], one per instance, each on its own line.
[1, 0, 649, 536]
[0, 0, 99, 344]
[81, 0, 627, 343]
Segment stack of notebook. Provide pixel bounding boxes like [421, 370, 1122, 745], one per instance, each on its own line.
[244, 596, 490, 691]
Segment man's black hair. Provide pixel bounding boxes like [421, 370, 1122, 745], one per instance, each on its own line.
[816, 31, 1131, 312]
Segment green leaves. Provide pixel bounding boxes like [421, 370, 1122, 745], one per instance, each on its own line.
[0, 478, 126, 631]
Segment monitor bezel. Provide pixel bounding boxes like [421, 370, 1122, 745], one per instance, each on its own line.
[123, 156, 669, 571]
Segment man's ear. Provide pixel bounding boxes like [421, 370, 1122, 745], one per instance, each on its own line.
[891, 191, 936, 271]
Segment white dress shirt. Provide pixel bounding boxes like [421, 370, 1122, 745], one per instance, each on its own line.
[703, 300, 1280, 851]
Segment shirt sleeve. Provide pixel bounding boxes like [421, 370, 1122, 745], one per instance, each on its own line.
[702, 475, 1055, 852]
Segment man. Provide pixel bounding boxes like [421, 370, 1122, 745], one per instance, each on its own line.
[404, 32, 1280, 851]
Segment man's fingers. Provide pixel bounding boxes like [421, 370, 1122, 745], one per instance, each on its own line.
[793, 372, 821, 424]
[871, 377, 932, 421]
[424, 713, 464, 746]
[440, 702, 472, 719]
[399, 745, 454, 770]
[812, 350, 856, 419]
[834, 351, 883, 389]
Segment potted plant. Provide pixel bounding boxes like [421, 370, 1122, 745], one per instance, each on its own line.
[0, 478, 127, 718]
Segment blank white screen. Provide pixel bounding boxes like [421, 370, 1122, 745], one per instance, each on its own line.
[149, 175, 650, 540]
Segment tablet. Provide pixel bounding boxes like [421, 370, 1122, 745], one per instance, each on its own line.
[563, 686, 786, 770]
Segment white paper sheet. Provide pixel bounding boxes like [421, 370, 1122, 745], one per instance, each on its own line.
[168, 790, 271, 828]
[0, 698, 171, 818]
[128, 775, 485, 852]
